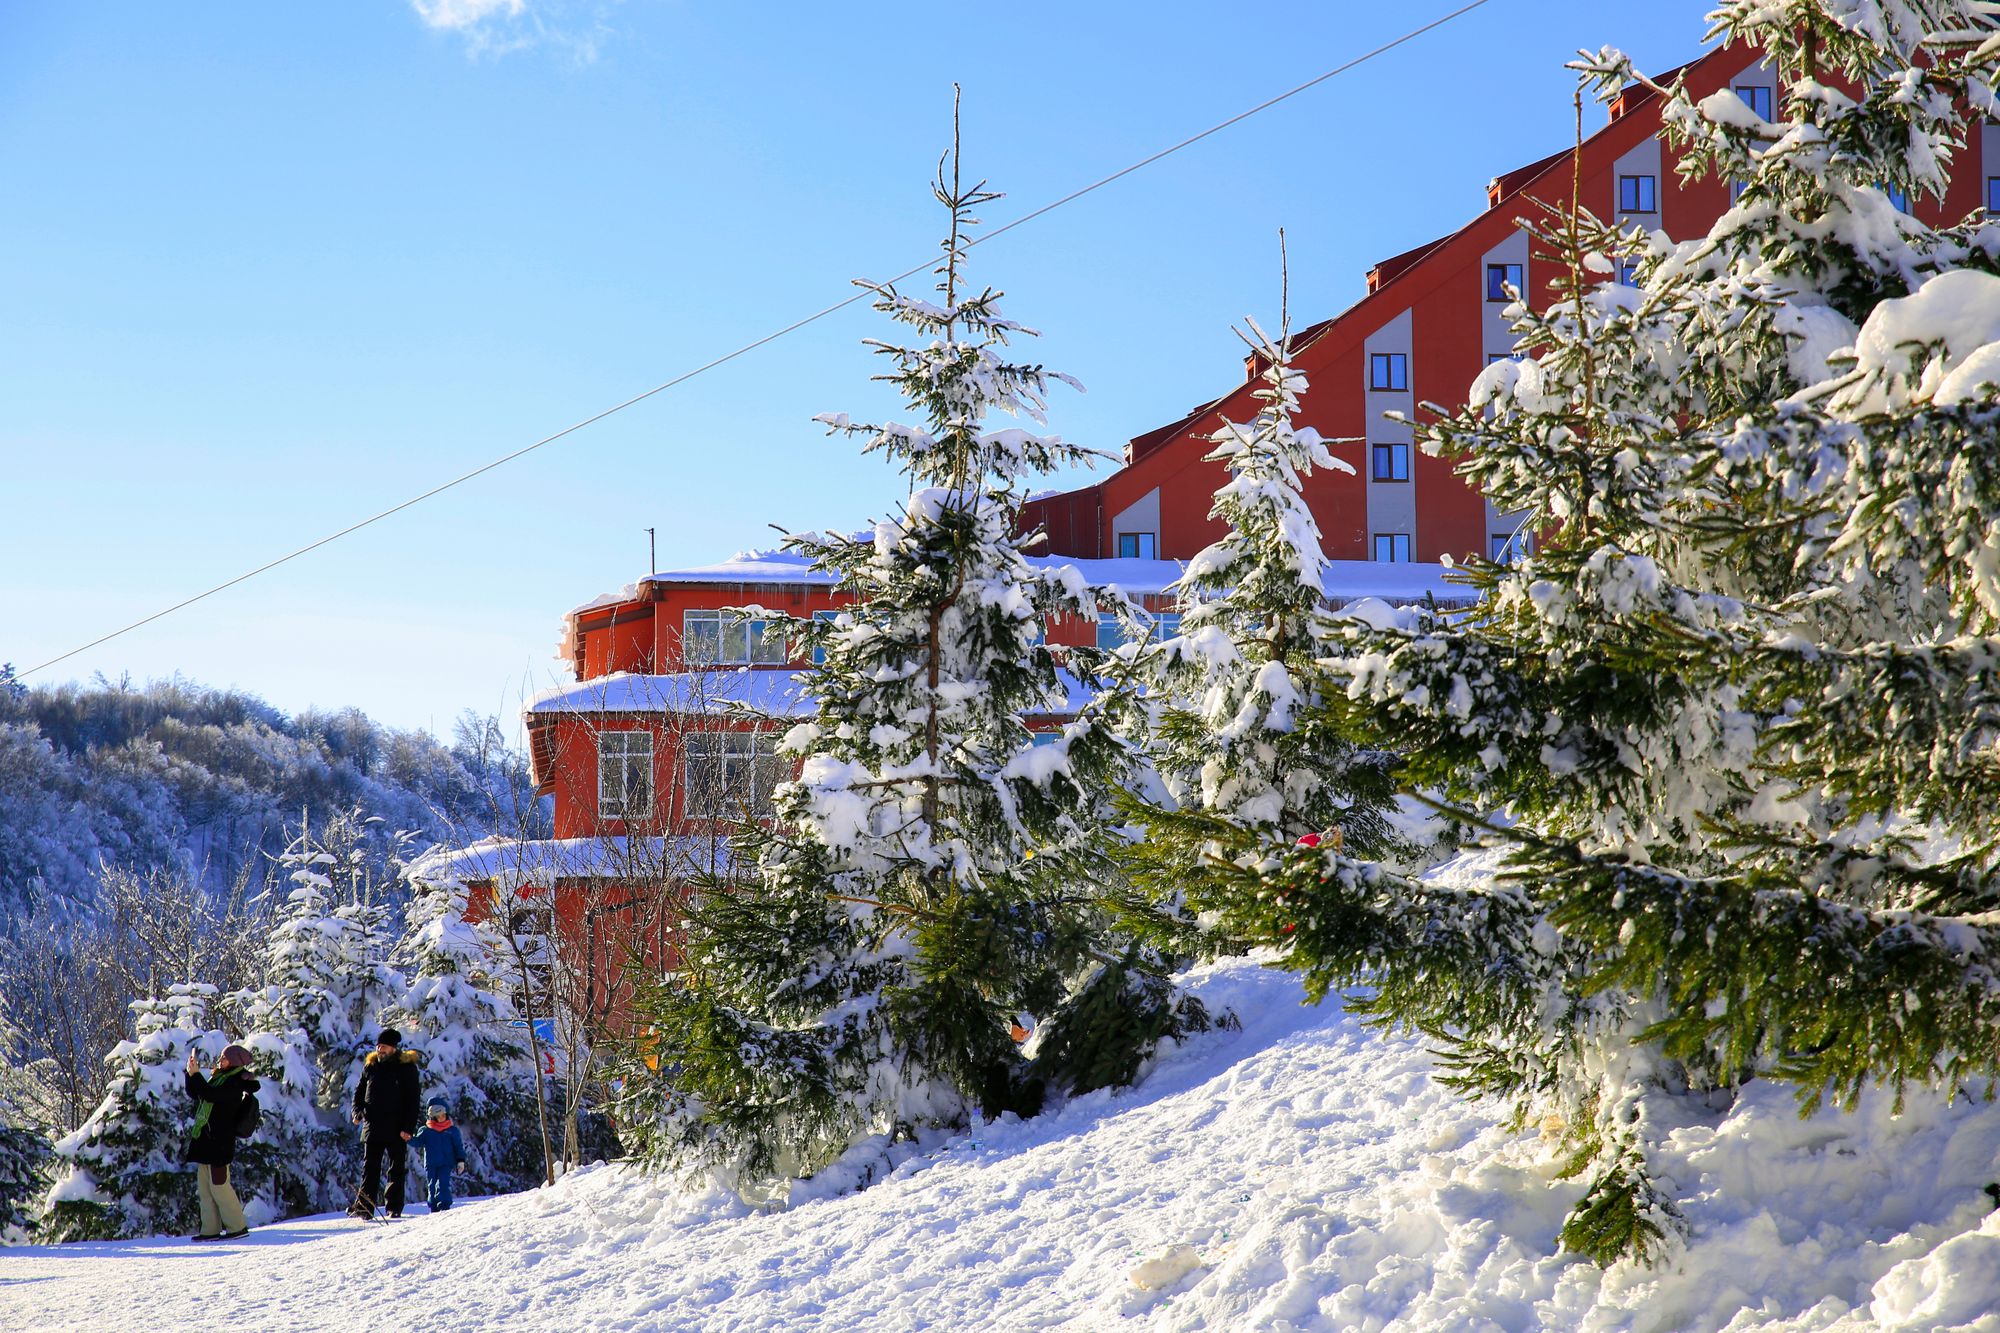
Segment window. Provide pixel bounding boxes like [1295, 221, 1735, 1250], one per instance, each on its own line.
[1095, 610, 1182, 650]
[1486, 263, 1523, 302]
[1028, 731, 1061, 748]
[1116, 532, 1157, 559]
[597, 731, 654, 821]
[1735, 84, 1772, 119]
[684, 609, 787, 666]
[1372, 533, 1412, 563]
[1368, 352, 1409, 391]
[1486, 352, 1520, 365]
[683, 731, 783, 819]
[809, 609, 841, 666]
[1371, 443, 1410, 482]
[1615, 261, 1640, 287]
[1881, 183, 1909, 213]
[1617, 174, 1657, 213]
[1491, 531, 1531, 564]
[1989, 177, 2000, 214]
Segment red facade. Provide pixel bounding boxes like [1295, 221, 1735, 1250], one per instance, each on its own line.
[1023, 41, 1998, 565]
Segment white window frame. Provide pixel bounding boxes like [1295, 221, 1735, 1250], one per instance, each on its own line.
[683, 609, 788, 666]
[597, 730, 655, 821]
[1095, 610, 1182, 650]
[682, 730, 784, 819]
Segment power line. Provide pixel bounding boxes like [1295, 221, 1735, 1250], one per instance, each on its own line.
[19, 0, 1497, 681]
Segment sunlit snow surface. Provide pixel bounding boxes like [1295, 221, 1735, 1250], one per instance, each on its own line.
[8, 956, 1999, 1332]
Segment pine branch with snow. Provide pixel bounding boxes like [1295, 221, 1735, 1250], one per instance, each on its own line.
[1255, 1, 2000, 1266]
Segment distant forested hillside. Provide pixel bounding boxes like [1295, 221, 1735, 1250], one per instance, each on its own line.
[0, 667, 545, 914]
[0, 666, 549, 1135]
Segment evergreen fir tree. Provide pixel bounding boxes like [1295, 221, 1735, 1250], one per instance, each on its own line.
[41, 984, 222, 1241]
[1118, 302, 1411, 951]
[234, 808, 403, 1108]
[387, 869, 540, 1194]
[0, 1086, 48, 1243]
[227, 1027, 330, 1219]
[1213, 1, 2000, 1265]
[616, 114, 1208, 1188]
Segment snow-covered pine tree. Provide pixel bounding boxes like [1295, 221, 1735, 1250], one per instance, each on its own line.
[387, 867, 540, 1194]
[616, 118, 1208, 1187]
[0, 1086, 48, 1243]
[1206, 2, 2000, 1266]
[226, 1027, 328, 1219]
[41, 984, 224, 1241]
[1117, 307, 1410, 950]
[233, 809, 403, 1108]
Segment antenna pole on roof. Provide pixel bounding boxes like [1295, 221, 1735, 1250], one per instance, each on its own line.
[646, 527, 656, 573]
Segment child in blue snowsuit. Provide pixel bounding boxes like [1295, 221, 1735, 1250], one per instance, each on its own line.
[409, 1100, 468, 1212]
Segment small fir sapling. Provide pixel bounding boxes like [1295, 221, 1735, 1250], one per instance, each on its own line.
[1116, 275, 1412, 953]
[1226, 1, 2000, 1265]
[614, 102, 1209, 1189]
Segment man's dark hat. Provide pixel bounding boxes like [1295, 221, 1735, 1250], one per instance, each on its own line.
[377, 1028, 402, 1047]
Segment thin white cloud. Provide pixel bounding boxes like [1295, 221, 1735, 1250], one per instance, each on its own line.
[411, 0, 527, 32]
[410, 0, 609, 62]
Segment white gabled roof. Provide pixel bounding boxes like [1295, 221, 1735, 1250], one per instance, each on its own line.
[408, 835, 735, 887]
[526, 666, 1099, 721]
[527, 668, 814, 718]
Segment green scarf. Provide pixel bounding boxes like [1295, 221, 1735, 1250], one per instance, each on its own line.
[191, 1064, 243, 1137]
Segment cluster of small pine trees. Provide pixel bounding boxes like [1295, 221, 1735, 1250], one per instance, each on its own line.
[28, 810, 542, 1241]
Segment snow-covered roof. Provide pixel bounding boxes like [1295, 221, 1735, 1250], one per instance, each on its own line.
[527, 668, 1096, 720]
[408, 835, 733, 886]
[528, 668, 813, 718]
[570, 549, 1472, 617]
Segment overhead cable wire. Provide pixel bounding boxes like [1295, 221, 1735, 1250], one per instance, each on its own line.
[19, 0, 1497, 680]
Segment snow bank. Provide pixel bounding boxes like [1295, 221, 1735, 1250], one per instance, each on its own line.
[9, 957, 1999, 1332]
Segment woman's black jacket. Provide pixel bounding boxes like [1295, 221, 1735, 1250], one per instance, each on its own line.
[185, 1069, 260, 1167]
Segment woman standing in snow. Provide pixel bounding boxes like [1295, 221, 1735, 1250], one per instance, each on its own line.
[184, 1045, 259, 1241]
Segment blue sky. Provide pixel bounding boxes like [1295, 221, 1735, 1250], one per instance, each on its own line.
[2, 0, 1704, 735]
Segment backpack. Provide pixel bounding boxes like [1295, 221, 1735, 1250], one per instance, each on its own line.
[234, 1090, 262, 1140]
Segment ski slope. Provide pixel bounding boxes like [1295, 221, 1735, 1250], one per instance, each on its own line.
[7, 955, 2000, 1332]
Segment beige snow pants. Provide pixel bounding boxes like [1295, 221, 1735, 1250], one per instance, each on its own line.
[195, 1163, 248, 1236]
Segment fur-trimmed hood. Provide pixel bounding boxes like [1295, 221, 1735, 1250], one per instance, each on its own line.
[364, 1048, 422, 1068]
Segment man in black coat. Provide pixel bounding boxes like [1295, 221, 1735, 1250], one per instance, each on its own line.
[185, 1044, 260, 1240]
[350, 1027, 422, 1218]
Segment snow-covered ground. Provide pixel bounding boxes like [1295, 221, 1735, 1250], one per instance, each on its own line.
[8, 957, 2000, 1332]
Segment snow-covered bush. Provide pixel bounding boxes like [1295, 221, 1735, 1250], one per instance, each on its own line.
[1227, 0, 2000, 1265]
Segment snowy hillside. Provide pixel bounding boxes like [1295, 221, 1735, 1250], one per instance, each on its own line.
[8, 955, 2000, 1333]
